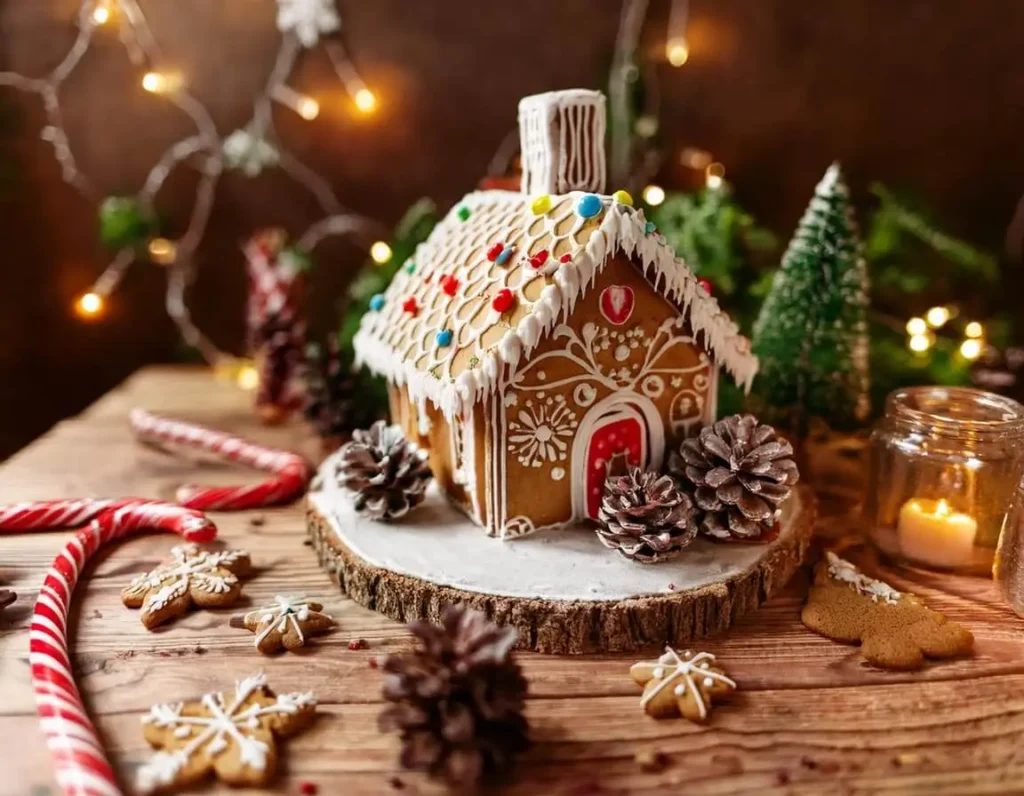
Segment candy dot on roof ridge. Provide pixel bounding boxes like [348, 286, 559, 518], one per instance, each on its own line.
[576, 193, 603, 219]
[612, 189, 634, 207]
[530, 194, 552, 215]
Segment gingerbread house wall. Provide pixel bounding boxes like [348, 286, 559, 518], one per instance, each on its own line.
[492, 254, 716, 537]
[388, 383, 490, 526]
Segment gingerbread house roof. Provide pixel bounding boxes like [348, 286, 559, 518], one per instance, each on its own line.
[354, 189, 758, 419]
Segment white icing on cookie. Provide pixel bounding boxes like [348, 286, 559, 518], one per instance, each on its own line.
[825, 552, 901, 605]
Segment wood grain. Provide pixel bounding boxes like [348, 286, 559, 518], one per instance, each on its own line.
[306, 487, 816, 655]
[1, 366, 1024, 795]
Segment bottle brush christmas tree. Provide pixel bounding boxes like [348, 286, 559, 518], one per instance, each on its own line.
[752, 163, 870, 435]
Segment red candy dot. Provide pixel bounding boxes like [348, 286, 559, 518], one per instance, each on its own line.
[529, 250, 550, 269]
[299, 782, 319, 796]
[440, 274, 459, 296]
[559, 253, 572, 263]
[402, 297, 418, 316]
[492, 288, 515, 313]
[486, 243, 504, 262]
[698, 278, 713, 296]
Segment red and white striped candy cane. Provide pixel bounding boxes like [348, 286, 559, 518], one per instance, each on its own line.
[0, 498, 118, 532]
[129, 408, 311, 511]
[4, 498, 217, 796]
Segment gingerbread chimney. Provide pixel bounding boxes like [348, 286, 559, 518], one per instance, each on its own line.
[518, 89, 607, 196]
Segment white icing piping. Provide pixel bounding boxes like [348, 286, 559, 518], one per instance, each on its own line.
[354, 192, 758, 422]
[519, 89, 606, 195]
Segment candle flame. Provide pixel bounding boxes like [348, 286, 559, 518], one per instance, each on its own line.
[935, 499, 951, 517]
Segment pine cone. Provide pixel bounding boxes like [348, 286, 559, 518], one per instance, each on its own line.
[301, 339, 385, 443]
[379, 604, 529, 788]
[596, 467, 697, 563]
[336, 421, 432, 520]
[671, 413, 800, 541]
[254, 313, 305, 422]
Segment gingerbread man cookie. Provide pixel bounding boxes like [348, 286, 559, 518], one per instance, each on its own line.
[121, 543, 251, 628]
[801, 552, 974, 670]
[630, 647, 736, 722]
[136, 672, 317, 793]
[231, 596, 334, 654]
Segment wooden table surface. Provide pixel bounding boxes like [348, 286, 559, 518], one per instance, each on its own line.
[2, 367, 1024, 796]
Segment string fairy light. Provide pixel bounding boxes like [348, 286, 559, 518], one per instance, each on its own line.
[906, 317, 928, 336]
[642, 184, 666, 206]
[705, 162, 725, 190]
[960, 338, 982, 361]
[926, 305, 952, 328]
[665, 0, 690, 67]
[965, 321, 984, 339]
[0, 0, 385, 364]
[369, 241, 393, 265]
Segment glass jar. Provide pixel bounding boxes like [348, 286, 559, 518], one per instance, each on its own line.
[995, 476, 1024, 613]
[864, 386, 1024, 575]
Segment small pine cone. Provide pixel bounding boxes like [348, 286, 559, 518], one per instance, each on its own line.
[596, 467, 697, 563]
[379, 604, 529, 788]
[671, 413, 800, 541]
[336, 421, 432, 520]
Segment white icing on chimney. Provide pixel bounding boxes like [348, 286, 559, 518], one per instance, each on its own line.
[518, 89, 607, 196]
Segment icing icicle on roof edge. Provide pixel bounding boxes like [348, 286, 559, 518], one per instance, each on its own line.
[354, 190, 758, 420]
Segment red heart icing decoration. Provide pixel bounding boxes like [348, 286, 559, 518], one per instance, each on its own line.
[491, 288, 515, 314]
[440, 274, 459, 296]
[599, 285, 635, 326]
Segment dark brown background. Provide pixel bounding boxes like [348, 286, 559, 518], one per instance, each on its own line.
[2, 0, 1023, 458]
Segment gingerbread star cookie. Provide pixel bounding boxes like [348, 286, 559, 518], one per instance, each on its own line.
[136, 672, 317, 793]
[231, 596, 334, 654]
[801, 551, 974, 670]
[121, 543, 251, 629]
[630, 647, 736, 722]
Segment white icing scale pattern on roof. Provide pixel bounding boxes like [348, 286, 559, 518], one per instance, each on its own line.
[355, 190, 758, 419]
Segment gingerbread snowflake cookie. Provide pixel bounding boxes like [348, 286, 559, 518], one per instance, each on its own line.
[231, 596, 334, 654]
[801, 552, 974, 670]
[630, 647, 736, 722]
[121, 543, 251, 628]
[136, 672, 317, 793]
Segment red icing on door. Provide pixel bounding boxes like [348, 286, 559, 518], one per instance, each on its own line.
[584, 413, 645, 519]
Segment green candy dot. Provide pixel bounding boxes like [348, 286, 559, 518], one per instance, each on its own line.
[457, 206, 471, 222]
[405, 261, 416, 274]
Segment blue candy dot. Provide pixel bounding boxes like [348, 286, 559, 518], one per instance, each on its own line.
[369, 294, 385, 311]
[576, 193, 603, 219]
[644, 221, 657, 236]
[436, 329, 453, 347]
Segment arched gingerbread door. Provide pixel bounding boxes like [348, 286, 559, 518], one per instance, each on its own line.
[571, 394, 666, 520]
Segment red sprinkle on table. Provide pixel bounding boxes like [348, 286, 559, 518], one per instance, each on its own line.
[299, 781, 319, 795]
[349, 638, 369, 650]
[491, 288, 515, 313]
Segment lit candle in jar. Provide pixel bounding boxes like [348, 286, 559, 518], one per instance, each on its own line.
[897, 498, 978, 568]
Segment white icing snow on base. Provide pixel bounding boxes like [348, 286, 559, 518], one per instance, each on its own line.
[309, 453, 803, 603]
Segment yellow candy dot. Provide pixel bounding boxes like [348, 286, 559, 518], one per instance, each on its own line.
[530, 194, 552, 215]
[612, 189, 634, 207]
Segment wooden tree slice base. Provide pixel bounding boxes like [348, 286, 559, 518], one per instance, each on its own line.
[307, 468, 816, 654]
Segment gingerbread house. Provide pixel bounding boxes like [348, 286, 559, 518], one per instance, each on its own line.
[355, 89, 758, 539]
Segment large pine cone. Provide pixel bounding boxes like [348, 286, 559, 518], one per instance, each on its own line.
[336, 420, 432, 520]
[671, 413, 799, 541]
[596, 467, 698, 563]
[379, 604, 529, 788]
